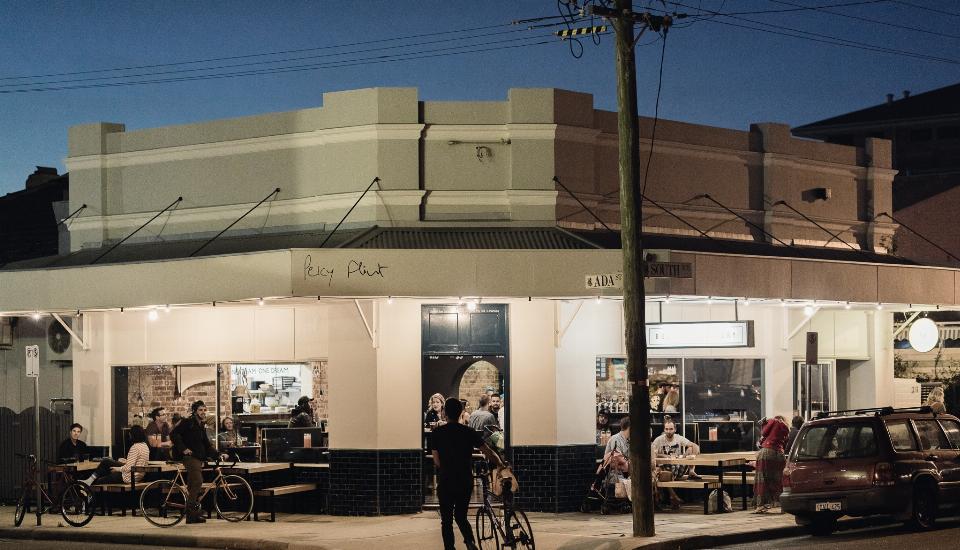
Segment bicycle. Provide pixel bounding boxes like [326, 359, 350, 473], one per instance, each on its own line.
[474, 461, 534, 549]
[139, 459, 253, 527]
[13, 453, 94, 528]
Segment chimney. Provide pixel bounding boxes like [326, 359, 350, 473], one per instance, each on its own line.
[25, 166, 59, 189]
[886, 93, 894, 104]
[903, 90, 911, 99]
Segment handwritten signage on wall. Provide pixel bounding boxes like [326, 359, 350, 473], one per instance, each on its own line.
[303, 255, 388, 286]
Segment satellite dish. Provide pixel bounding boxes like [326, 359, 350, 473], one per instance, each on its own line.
[47, 320, 71, 354]
[909, 318, 939, 353]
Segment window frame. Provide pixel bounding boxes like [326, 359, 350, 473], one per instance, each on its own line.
[884, 418, 920, 453]
[912, 418, 952, 451]
[936, 418, 960, 450]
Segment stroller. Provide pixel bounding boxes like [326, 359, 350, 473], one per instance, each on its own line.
[580, 451, 631, 514]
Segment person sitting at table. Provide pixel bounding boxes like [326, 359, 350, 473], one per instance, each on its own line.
[289, 396, 316, 428]
[56, 423, 89, 463]
[145, 407, 173, 461]
[651, 420, 701, 509]
[217, 416, 243, 448]
[424, 393, 446, 428]
[79, 425, 150, 486]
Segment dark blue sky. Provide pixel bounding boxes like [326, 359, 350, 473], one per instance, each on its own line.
[1, 0, 957, 196]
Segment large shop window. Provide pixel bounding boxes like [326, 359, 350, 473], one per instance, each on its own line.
[596, 357, 763, 452]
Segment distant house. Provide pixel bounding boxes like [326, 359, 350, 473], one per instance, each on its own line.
[793, 83, 960, 266]
[0, 167, 69, 266]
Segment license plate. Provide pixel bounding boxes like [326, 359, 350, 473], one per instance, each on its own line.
[815, 501, 842, 512]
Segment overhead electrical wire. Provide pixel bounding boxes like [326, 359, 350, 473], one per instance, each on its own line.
[640, 28, 668, 197]
[892, 0, 960, 18]
[766, 0, 960, 40]
[666, 1, 960, 64]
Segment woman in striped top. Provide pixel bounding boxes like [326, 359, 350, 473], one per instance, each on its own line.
[80, 425, 150, 485]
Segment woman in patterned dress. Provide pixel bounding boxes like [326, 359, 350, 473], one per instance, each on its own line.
[754, 415, 789, 513]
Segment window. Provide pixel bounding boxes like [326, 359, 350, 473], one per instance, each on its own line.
[794, 423, 877, 460]
[914, 420, 951, 450]
[885, 420, 919, 452]
[937, 419, 960, 449]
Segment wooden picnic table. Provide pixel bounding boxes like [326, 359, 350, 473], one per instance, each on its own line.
[49, 460, 100, 473]
[655, 452, 753, 512]
[220, 462, 291, 475]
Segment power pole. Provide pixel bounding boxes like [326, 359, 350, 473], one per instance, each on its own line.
[586, 0, 671, 538]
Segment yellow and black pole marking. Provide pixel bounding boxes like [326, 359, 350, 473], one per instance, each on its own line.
[555, 25, 608, 39]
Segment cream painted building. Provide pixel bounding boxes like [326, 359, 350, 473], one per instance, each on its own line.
[2, 87, 958, 514]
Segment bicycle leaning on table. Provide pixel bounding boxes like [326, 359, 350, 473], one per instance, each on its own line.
[13, 453, 94, 528]
[138, 458, 254, 527]
[473, 461, 534, 549]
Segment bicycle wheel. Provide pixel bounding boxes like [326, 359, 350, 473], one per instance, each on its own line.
[14, 489, 27, 527]
[506, 509, 535, 549]
[140, 479, 187, 527]
[214, 475, 253, 522]
[60, 482, 94, 527]
[475, 507, 502, 550]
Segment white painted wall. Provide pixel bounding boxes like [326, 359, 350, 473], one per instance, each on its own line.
[72, 313, 112, 446]
[376, 299, 422, 449]
[508, 299, 559, 446]
[326, 302, 378, 449]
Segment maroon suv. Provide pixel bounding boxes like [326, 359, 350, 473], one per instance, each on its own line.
[781, 406, 960, 535]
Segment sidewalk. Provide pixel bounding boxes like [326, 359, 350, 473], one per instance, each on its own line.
[0, 506, 804, 550]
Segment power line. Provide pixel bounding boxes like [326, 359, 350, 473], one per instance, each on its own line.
[673, 0, 892, 17]
[666, 1, 960, 65]
[640, 29, 668, 197]
[0, 26, 545, 89]
[0, 35, 564, 95]
[892, 0, 960, 18]
[0, 21, 526, 82]
[767, 0, 960, 40]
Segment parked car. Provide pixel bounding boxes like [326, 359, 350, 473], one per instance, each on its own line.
[781, 406, 960, 535]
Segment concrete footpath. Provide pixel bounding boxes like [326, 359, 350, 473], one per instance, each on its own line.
[0, 506, 814, 550]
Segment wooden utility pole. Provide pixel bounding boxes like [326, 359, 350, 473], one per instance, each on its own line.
[587, 0, 671, 537]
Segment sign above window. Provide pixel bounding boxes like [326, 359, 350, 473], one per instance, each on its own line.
[647, 321, 754, 349]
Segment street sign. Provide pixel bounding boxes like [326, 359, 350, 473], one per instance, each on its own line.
[643, 262, 692, 278]
[585, 273, 623, 289]
[805, 332, 818, 366]
[25, 345, 39, 378]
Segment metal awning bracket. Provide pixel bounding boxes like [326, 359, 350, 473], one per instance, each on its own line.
[51, 312, 88, 351]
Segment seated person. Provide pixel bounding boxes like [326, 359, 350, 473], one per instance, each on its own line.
[56, 423, 89, 463]
[424, 393, 446, 428]
[651, 420, 701, 509]
[602, 417, 632, 500]
[217, 416, 243, 448]
[79, 425, 150, 486]
[289, 396, 316, 428]
[145, 407, 173, 461]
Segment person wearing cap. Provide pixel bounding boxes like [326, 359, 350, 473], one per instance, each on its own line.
[171, 400, 227, 524]
[289, 395, 316, 428]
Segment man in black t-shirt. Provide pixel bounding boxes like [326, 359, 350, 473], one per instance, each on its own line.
[56, 423, 89, 463]
[431, 397, 503, 550]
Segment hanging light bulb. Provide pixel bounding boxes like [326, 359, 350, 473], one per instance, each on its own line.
[845, 302, 852, 310]
[387, 296, 394, 305]
[148, 309, 159, 321]
[257, 298, 265, 306]
[803, 305, 814, 317]
[467, 300, 477, 311]
[743, 299, 750, 307]
[31, 311, 41, 321]
[164, 304, 171, 313]
[876, 303, 883, 310]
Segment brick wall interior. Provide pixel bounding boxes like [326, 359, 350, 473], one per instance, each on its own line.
[309, 361, 328, 420]
[127, 365, 230, 426]
[457, 360, 500, 412]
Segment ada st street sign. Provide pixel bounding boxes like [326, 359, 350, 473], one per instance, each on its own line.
[25, 345, 39, 378]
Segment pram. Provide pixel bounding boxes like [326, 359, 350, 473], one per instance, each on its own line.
[580, 451, 631, 514]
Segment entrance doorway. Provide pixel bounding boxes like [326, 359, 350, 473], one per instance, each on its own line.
[420, 304, 509, 508]
[794, 361, 836, 420]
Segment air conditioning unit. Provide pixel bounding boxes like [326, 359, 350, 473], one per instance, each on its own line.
[46, 317, 73, 359]
[0, 318, 12, 350]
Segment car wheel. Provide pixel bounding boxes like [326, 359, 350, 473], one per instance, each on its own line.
[793, 514, 812, 527]
[908, 485, 937, 530]
[807, 514, 837, 536]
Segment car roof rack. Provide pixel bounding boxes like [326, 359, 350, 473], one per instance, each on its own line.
[815, 406, 932, 419]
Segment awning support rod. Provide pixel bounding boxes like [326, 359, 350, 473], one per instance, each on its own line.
[354, 299, 375, 345]
[698, 194, 806, 255]
[893, 311, 922, 339]
[91, 196, 183, 264]
[189, 188, 280, 257]
[552, 176, 615, 233]
[876, 212, 960, 264]
[51, 313, 88, 351]
[555, 300, 585, 347]
[56, 204, 87, 227]
[319, 177, 380, 248]
[774, 200, 874, 260]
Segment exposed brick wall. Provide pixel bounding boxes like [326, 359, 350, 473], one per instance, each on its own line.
[309, 361, 328, 420]
[127, 365, 230, 426]
[457, 360, 500, 411]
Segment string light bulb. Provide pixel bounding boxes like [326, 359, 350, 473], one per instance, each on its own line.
[148, 309, 159, 321]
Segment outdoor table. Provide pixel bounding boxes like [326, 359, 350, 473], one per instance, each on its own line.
[50, 460, 100, 473]
[220, 462, 291, 475]
[655, 452, 749, 512]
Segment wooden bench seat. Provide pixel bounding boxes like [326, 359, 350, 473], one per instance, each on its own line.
[253, 483, 317, 521]
[697, 474, 756, 485]
[657, 480, 720, 514]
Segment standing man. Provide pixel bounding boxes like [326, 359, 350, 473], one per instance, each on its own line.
[145, 407, 173, 460]
[171, 400, 224, 524]
[432, 397, 504, 550]
[467, 394, 499, 434]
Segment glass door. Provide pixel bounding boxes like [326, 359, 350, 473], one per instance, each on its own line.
[794, 361, 835, 420]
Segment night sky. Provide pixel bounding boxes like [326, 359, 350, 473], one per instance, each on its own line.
[1, 0, 957, 196]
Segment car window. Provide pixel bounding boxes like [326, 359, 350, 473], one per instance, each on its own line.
[938, 419, 960, 449]
[885, 420, 919, 452]
[794, 423, 877, 459]
[914, 420, 951, 450]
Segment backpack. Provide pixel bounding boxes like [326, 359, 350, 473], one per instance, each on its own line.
[707, 489, 733, 513]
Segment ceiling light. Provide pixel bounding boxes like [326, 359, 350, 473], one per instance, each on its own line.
[164, 304, 171, 313]
[148, 309, 159, 321]
[467, 300, 477, 311]
[31, 311, 41, 321]
[876, 303, 883, 310]
[845, 302, 851, 310]
[803, 305, 814, 317]
[387, 296, 394, 305]
[257, 298, 265, 306]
